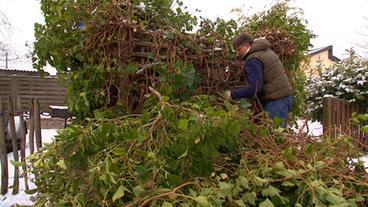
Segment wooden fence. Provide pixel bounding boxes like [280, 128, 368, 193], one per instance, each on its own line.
[0, 96, 43, 195]
[0, 75, 68, 112]
[323, 97, 367, 145]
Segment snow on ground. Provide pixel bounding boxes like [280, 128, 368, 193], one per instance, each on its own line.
[294, 119, 324, 137]
[0, 129, 58, 207]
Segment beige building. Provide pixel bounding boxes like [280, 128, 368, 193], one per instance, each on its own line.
[302, 45, 340, 77]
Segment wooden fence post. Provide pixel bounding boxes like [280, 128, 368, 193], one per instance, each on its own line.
[8, 96, 19, 194]
[29, 98, 35, 154]
[10, 75, 18, 111]
[341, 101, 346, 134]
[346, 102, 351, 136]
[335, 99, 341, 134]
[34, 98, 42, 150]
[358, 105, 365, 145]
[0, 100, 8, 195]
[17, 96, 29, 191]
[331, 98, 337, 138]
[323, 97, 332, 137]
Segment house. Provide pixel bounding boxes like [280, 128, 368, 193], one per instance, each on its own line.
[302, 45, 340, 77]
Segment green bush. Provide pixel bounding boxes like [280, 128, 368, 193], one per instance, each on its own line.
[306, 52, 368, 121]
[33, 0, 313, 120]
[29, 93, 368, 206]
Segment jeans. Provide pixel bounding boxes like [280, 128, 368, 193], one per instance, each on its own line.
[263, 96, 292, 127]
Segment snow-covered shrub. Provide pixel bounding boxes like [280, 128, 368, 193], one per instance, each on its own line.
[306, 52, 368, 121]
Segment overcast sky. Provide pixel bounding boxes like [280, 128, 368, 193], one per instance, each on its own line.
[181, 0, 368, 57]
[1, 0, 368, 71]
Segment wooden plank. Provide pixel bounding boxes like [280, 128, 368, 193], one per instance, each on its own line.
[323, 97, 332, 137]
[19, 98, 67, 103]
[335, 99, 341, 134]
[0, 100, 8, 195]
[19, 90, 67, 94]
[346, 102, 351, 136]
[29, 99, 35, 154]
[8, 96, 19, 195]
[17, 84, 65, 88]
[17, 96, 29, 191]
[364, 106, 368, 146]
[18, 79, 64, 83]
[352, 104, 359, 141]
[34, 99, 42, 150]
[359, 106, 367, 145]
[0, 85, 11, 89]
[359, 106, 364, 142]
[17, 88, 65, 92]
[331, 98, 337, 138]
[17, 92, 67, 96]
[11, 77, 17, 111]
[18, 80, 66, 89]
[17, 83, 66, 87]
[18, 97, 67, 103]
[341, 100, 346, 134]
[17, 84, 66, 88]
[18, 78, 62, 82]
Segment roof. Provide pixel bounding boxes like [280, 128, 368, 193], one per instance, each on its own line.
[0, 68, 50, 76]
[308, 45, 341, 62]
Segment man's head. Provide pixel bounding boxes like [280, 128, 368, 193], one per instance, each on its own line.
[232, 33, 254, 58]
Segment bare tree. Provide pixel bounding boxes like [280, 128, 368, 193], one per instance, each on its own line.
[357, 17, 368, 55]
[0, 10, 26, 69]
[0, 11, 12, 68]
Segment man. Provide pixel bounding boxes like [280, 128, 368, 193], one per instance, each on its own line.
[225, 33, 292, 127]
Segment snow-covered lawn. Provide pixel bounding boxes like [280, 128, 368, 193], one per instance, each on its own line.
[294, 120, 324, 137]
[0, 129, 58, 207]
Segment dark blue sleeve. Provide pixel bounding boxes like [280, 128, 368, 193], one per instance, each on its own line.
[230, 58, 264, 99]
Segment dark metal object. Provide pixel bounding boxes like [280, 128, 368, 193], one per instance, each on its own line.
[50, 106, 72, 128]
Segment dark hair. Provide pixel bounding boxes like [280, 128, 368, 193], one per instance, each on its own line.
[232, 33, 254, 49]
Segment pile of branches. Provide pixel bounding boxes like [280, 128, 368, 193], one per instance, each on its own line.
[256, 28, 296, 65]
[29, 89, 368, 207]
[80, 1, 296, 113]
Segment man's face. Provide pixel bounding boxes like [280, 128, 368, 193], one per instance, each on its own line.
[236, 43, 251, 58]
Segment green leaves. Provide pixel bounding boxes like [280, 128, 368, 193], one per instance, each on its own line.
[242, 192, 257, 205]
[218, 182, 234, 199]
[236, 176, 250, 190]
[193, 196, 209, 206]
[135, 165, 151, 181]
[56, 159, 67, 170]
[161, 201, 173, 207]
[178, 119, 189, 130]
[28, 92, 368, 207]
[112, 185, 128, 203]
[325, 192, 346, 204]
[255, 177, 269, 187]
[133, 185, 145, 197]
[10, 160, 24, 167]
[261, 185, 281, 197]
[259, 198, 275, 207]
